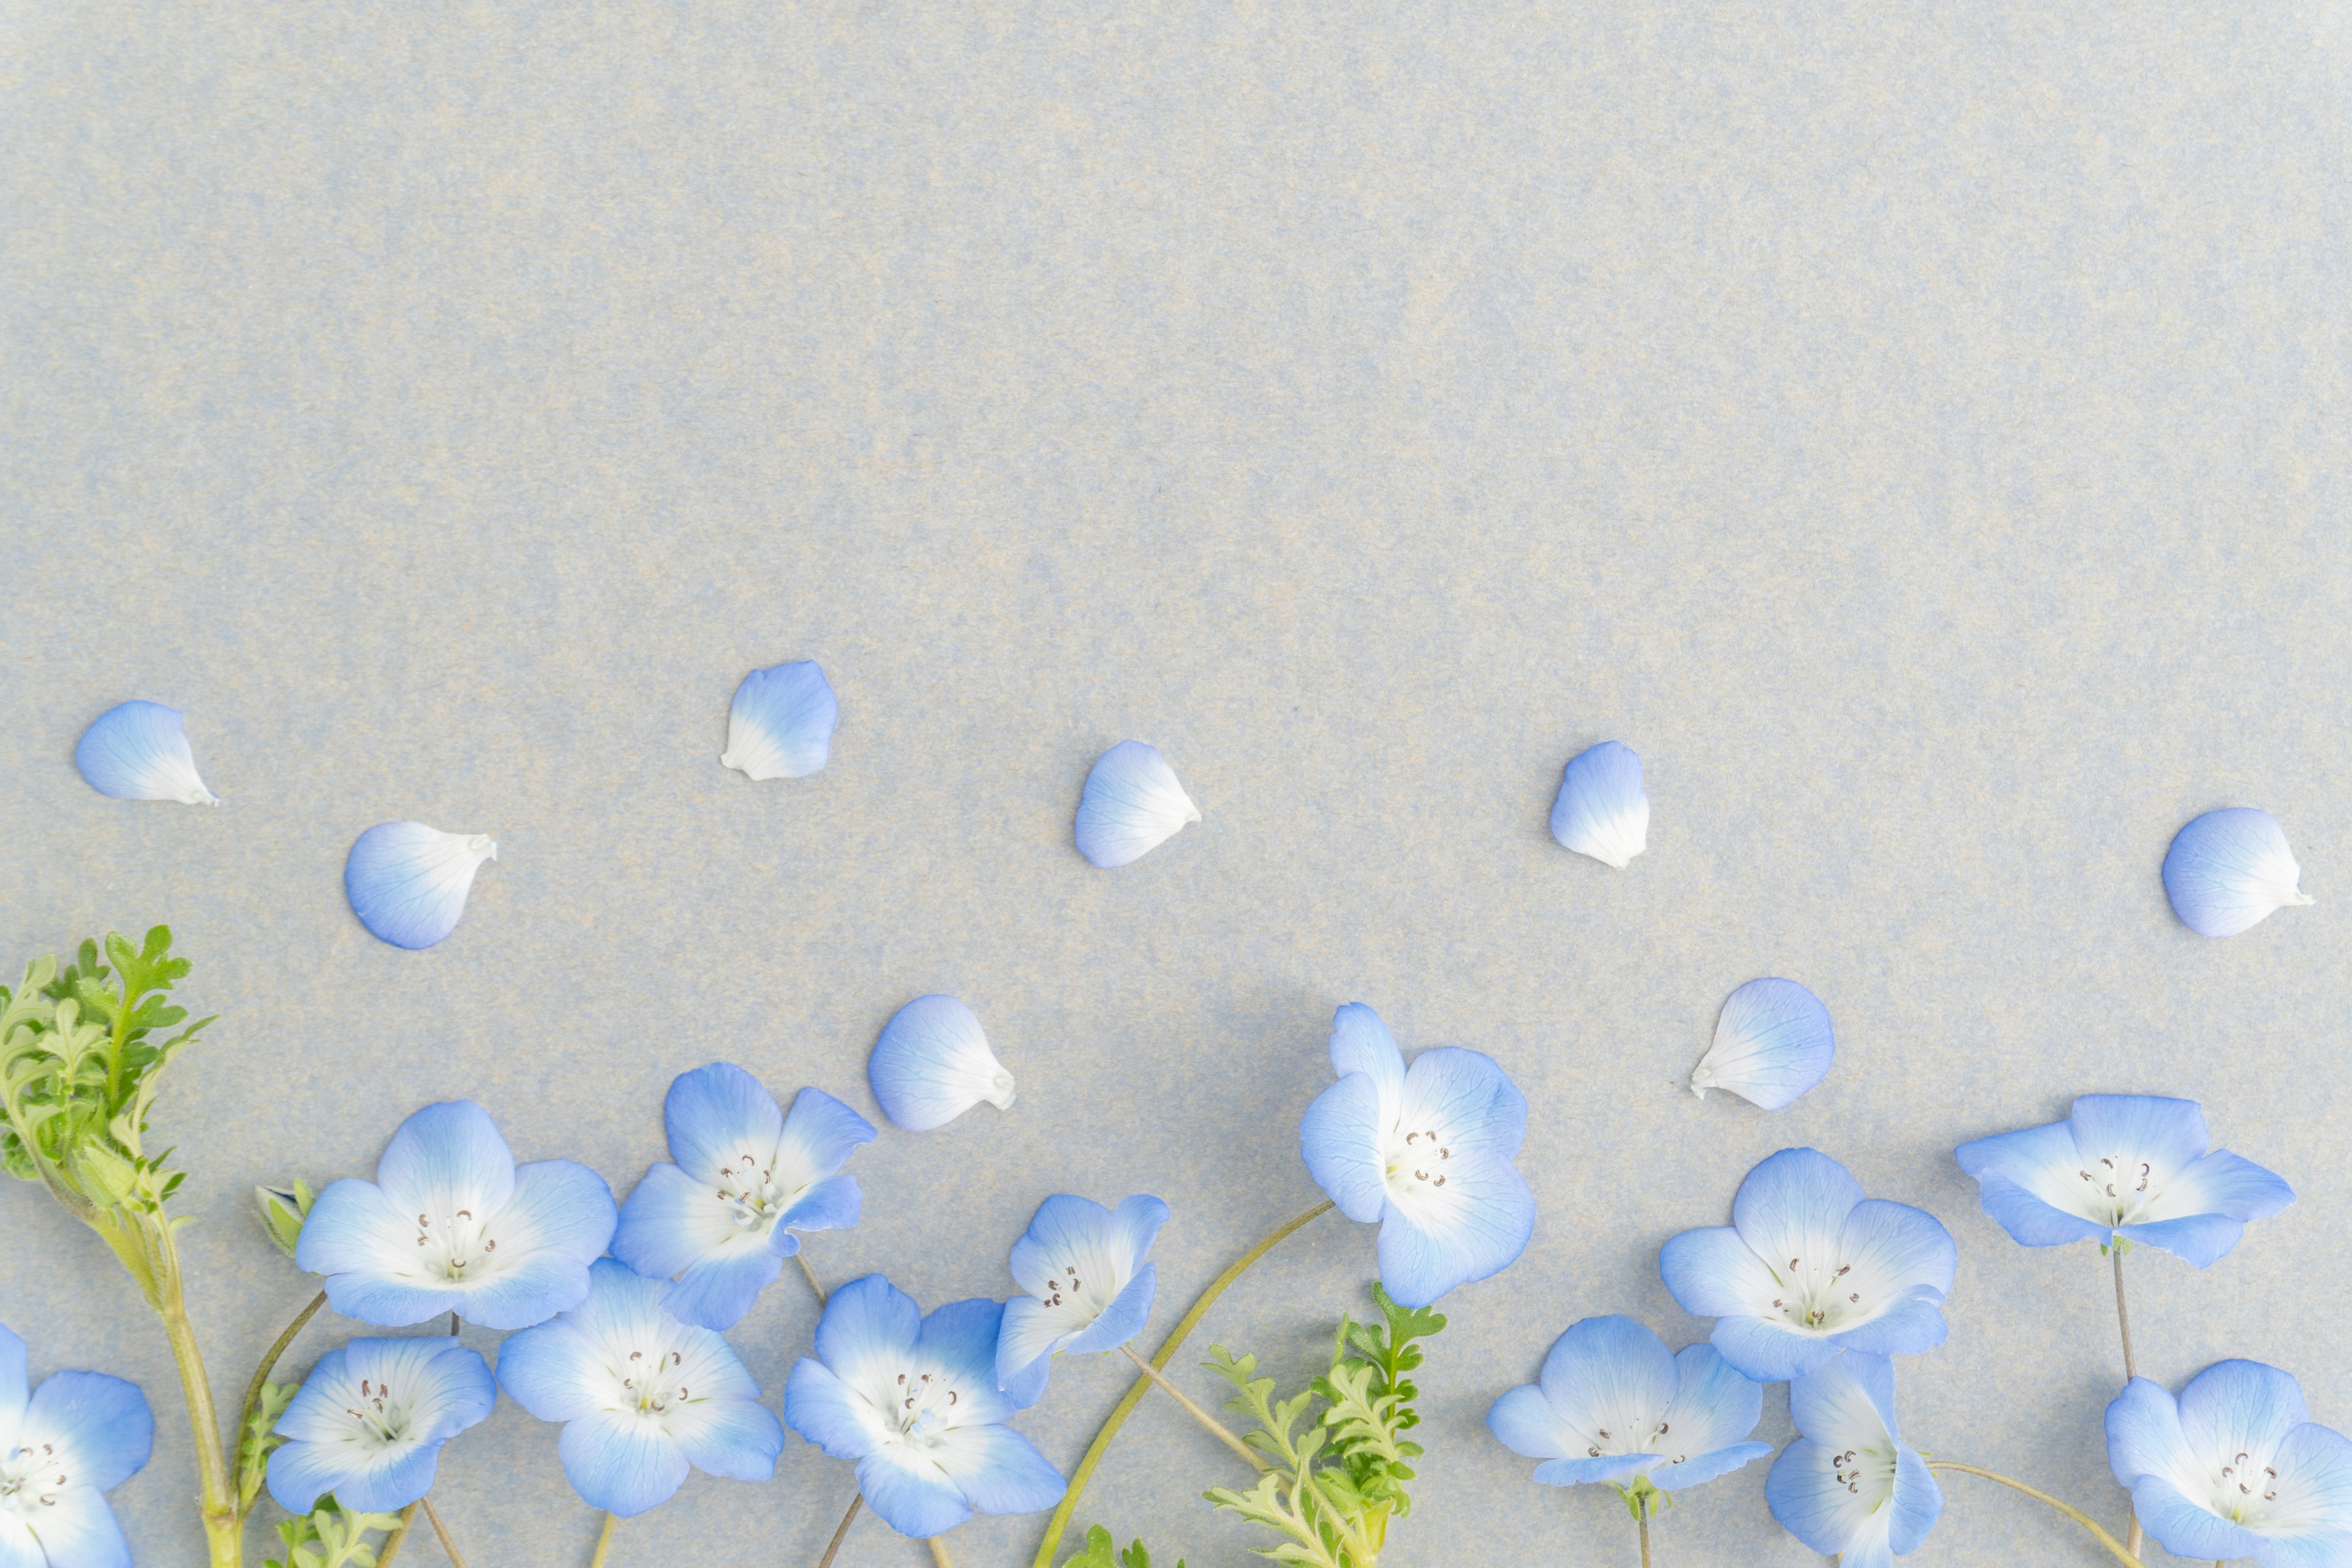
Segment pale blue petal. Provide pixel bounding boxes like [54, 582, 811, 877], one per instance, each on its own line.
[456, 1161, 616, 1330]
[2162, 1150, 2296, 1224]
[1657, 1227, 1778, 1320]
[777, 1172, 864, 1235]
[496, 1320, 601, 1424]
[341, 1338, 496, 1445]
[344, 822, 498, 949]
[613, 1163, 726, 1281]
[1836, 1199, 1956, 1300]
[869, 995, 1014, 1133]
[1887, 1444, 1943, 1554]
[1398, 1047, 1528, 1159]
[916, 1298, 1005, 1396]
[266, 1439, 359, 1515]
[1006, 1194, 1121, 1296]
[1533, 1317, 1677, 1442]
[2117, 1214, 2247, 1268]
[2177, 1360, 2307, 1463]
[1108, 1195, 1171, 1270]
[0, 1325, 24, 1417]
[1649, 1344, 1765, 1476]
[2164, 807, 2312, 938]
[1650, 1441, 1773, 1491]
[2068, 1095, 2212, 1185]
[328, 1444, 445, 1513]
[1826, 1292, 1949, 1359]
[857, 1449, 973, 1537]
[933, 1422, 1066, 1515]
[2266, 1425, 2352, 1561]
[0, 1515, 38, 1568]
[1299, 1074, 1387, 1223]
[373, 1100, 517, 1218]
[1711, 1315, 1838, 1382]
[663, 1063, 785, 1185]
[1955, 1118, 2111, 1248]
[1768, 1437, 1880, 1557]
[783, 1360, 881, 1460]
[75, 701, 217, 805]
[814, 1276, 923, 1384]
[1690, 978, 1834, 1110]
[558, 1411, 690, 1516]
[1549, 741, 1648, 869]
[1074, 740, 1200, 869]
[1061, 1262, 1156, 1357]
[2133, 1474, 2266, 1561]
[1487, 1384, 1575, 1461]
[19, 1489, 133, 1568]
[998, 1349, 1050, 1412]
[667, 1396, 785, 1481]
[1326, 1005, 1406, 1105]
[1531, 1453, 1654, 1485]
[660, 1246, 785, 1332]
[1374, 1150, 1534, 1307]
[777, 1088, 879, 1189]
[2106, 1377, 2195, 1487]
[1730, 1148, 1864, 1281]
[721, 660, 838, 781]
[993, 1298, 1064, 1396]
[23, 1372, 153, 1492]
[1969, 1175, 2111, 1249]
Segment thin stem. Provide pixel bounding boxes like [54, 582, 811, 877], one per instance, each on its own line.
[376, 1502, 421, 1568]
[1929, 1461, 2146, 1568]
[2114, 1247, 2145, 1559]
[928, 1537, 956, 1568]
[1030, 1200, 1333, 1568]
[237, 1291, 327, 1476]
[1637, 1490, 1651, 1568]
[420, 1498, 469, 1568]
[587, 1510, 617, 1568]
[796, 1252, 828, 1306]
[813, 1494, 862, 1568]
[1120, 1344, 1269, 1472]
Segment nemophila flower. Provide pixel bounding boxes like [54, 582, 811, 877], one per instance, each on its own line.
[1954, 1094, 2293, 1268]
[0, 1324, 152, 1568]
[497, 1260, 785, 1517]
[1767, 1352, 1941, 1568]
[266, 1336, 495, 1515]
[784, 1275, 1065, 1538]
[298, 1101, 617, 1331]
[1659, 1148, 1955, 1382]
[995, 1195, 1169, 1403]
[2108, 1359, 2352, 1567]
[1486, 1316, 1769, 1494]
[613, 1063, 876, 1330]
[1297, 1003, 1534, 1309]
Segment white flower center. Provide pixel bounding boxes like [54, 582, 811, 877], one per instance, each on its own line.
[2071, 1150, 2160, 1227]
[1580, 1417, 1684, 1464]
[1384, 1124, 1457, 1198]
[1766, 1253, 1875, 1333]
[1036, 1260, 1111, 1319]
[410, 1203, 506, 1283]
[713, 1146, 806, 1232]
[601, 1343, 696, 1425]
[2209, 1447, 2284, 1524]
[878, 1364, 971, 1448]
[1830, 1441, 1898, 1503]
[0, 1442, 67, 1516]
[339, 1376, 414, 1450]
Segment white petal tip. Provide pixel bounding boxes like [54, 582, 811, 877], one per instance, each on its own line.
[1689, 1080, 1709, 1099]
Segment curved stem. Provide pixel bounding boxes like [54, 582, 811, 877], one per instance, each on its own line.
[796, 1253, 828, 1306]
[1929, 1461, 2146, 1568]
[1028, 1199, 1335, 1568]
[375, 1502, 420, 1568]
[928, 1536, 956, 1568]
[238, 1292, 326, 1455]
[2114, 1247, 2145, 1559]
[814, 1494, 861, 1568]
[1119, 1344, 1268, 1472]
[420, 1498, 469, 1568]
[587, 1510, 617, 1568]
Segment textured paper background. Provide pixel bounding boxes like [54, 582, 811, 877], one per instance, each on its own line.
[4, 4, 2349, 1565]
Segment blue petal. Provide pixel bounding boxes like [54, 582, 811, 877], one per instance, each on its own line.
[2068, 1095, 2213, 1184]
[1690, 978, 1834, 1110]
[1326, 1005, 1406, 1104]
[1954, 1118, 2111, 1248]
[777, 1172, 864, 1235]
[934, 1422, 1066, 1515]
[559, 1411, 690, 1517]
[777, 1087, 879, 1190]
[0, 1324, 23, 1415]
[857, 1450, 973, 1537]
[1837, 1199, 1956, 1301]
[1006, 1194, 1122, 1296]
[1710, 1315, 1838, 1382]
[663, 1063, 784, 1185]
[998, 1348, 1050, 1412]
[15, 1490, 132, 1568]
[1061, 1262, 1156, 1358]
[2177, 1360, 2308, 1461]
[1768, 1437, 1879, 1557]
[497, 1321, 601, 1424]
[1968, 1175, 2111, 1250]
[2164, 807, 2312, 937]
[2117, 1214, 2247, 1268]
[2161, 1149, 2296, 1224]
[1730, 1148, 1863, 1281]
[1398, 1047, 1528, 1159]
[1549, 741, 1648, 869]
[373, 1100, 517, 1215]
[1657, 1227, 1777, 1319]
[1374, 1150, 1534, 1307]
[2267, 1425, 2352, 1557]
[613, 1163, 731, 1283]
[75, 701, 218, 805]
[1887, 1444, 1943, 1554]
[2106, 1376, 2194, 1487]
[816, 1275, 923, 1375]
[1109, 1196, 1171, 1270]
[783, 1359, 883, 1460]
[1651, 1441, 1773, 1491]
[266, 1438, 363, 1515]
[1531, 1453, 1654, 1486]
[1487, 1384, 1574, 1462]
[1789, 1351, 1899, 1448]
[1826, 1292, 1950, 1359]
[661, 1246, 786, 1332]
[24, 1371, 153, 1492]
[917, 1298, 1006, 1397]
[454, 1160, 616, 1330]
[1534, 1317, 1677, 1442]
[1299, 1074, 1387, 1224]
[344, 823, 499, 949]
[342, 1338, 496, 1444]
[1074, 741, 1200, 869]
[869, 995, 1015, 1133]
[325, 1442, 446, 1514]
[720, 660, 838, 780]
[993, 1298, 1063, 1398]
[668, 1396, 786, 1481]
[2132, 1474, 2266, 1561]
[1648, 1344, 1765, 1482]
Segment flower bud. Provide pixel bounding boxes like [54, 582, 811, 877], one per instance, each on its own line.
[256, 1180, 314, 1257]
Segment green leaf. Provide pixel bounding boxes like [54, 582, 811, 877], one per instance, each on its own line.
[1060, 1525, 1118, 1568]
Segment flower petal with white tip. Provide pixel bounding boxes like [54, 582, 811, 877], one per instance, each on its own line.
[0, 1322, 154, 1568]
[2163, 808, 2314, 938]
[1691, 978, 1835, 1110]
[1549, 741, 1647, 869]
[1074, 741, 1200, 869]
[1487, 1316, 1769, 1494]
[868, 995, 1015, 1133]
[74, 701, 219, 805]
[1767, 1352, 1942, 1568]
[266, 1336, 496, 1514]
[344, 823, 499, 951]
[720, 660, 839, 781]
[995, 1194, 1169, 1400]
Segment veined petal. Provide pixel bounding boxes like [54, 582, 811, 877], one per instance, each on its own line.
[341, 1338, 496, 1447]
[2163, 808, 2313, 938]
[1327, 1004, 1406, 1109]
[2264, 1423, 2352, 1556]
[1549, 741, 1648, 869]
[777, 1172, 864, 1236]
[1657, 1227, 1779, 1319]
[2117, 1214, 2247, 1268]
[993, 1297, 1076, 1393]
[557, 1411, 689, 1517]
[1887, 1444, 1944, 1554]
[1299, 1074, 1388, 1223]
[1530, 1453, 1655, 1486]
[1006, 1195, 1126, 1298]
[775, 1088, 879, 1192]
[11, 1487, 131, 1568]
[813, 1276, 923, 1400]
[1955, 1118, 2113, 1246]
[613, 1163, 742, 1283]
[1074, 740, 1201, 868]
[1108, 1196, 1171, 1275]
[660, 1248, 786, 1332]
[1374, 1150, 1534, 1307]
[1826, 1291, 1950, 1358]
[1768, 1436, 1887, 1558]
[1532, 1317, 1678, 1452]
[327, 1444, 446, 1514]
[1836, 1199, 1956, 1303]
[21, 1372, 153, 1493]
[1730, 1148, 1865, 1284]
[2068, 1095, 2212, 1189]
[1651, 1344, 1765, 1474]
[1689, 978, 1834, 1111]
[1650, 1440, 1773, 1491]
[1778, 1354, 1916, 1561]
[344, 823, 498, 949]
[665, 1396, 785, 1481]
[75, 701, 218, 805]
[374, 1101, 518, 1219]
[2107, 1378, 2201, 1492]
[456, 1160, 616, 1330]
[857, 1447, 973, 1538]
[266, 1438, 365, 1516]
[0, 1519, 39, 1568]
[783, 1359, 889, 1460]
[869, 995, 1016, 1133]
[1487, 1384, 1575, 1462]
[914, 1298, 1007, 1409]
[663, 1063, 785, 1186]
[0, 1324, 24, 1419]
[1710, 1315, 1839, 1382]
[721, 660, 838, 780]
[2149, 1149, 2296, 1226]
[1061, 1263, 1156, 1358]
[496, 1321, 601, 1425]
[932, 1422, 1066, 1515]
[298, 1179, 466, 1327]
[2177, 1360, 2307, 1469]
[2131, 1473, 2266, 1561]
[1398, 1047, 1528, 1159]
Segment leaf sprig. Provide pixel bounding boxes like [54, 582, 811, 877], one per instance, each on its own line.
[1060, 1524, 1183, 1568]
[263, 1501, 407, 1568]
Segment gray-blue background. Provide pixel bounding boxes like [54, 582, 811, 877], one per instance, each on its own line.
[4, 3, 2346, 1564]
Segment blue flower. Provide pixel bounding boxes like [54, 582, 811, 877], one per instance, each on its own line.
[612, 1064, 877, 1330]
[1486, 1316, 1769, 1494]
[1766, 1352, 1941, 1568]
[995, 1195, 1169, 1403]
[297, 1101, 617, 1330]
[1659, 1148, 1955, 1382]
[0, 1323, 152, 1568]
[1954, 1095, 2293, 1268]
[2108, 1360, 2352, 1567]
[266, 1336, 496, 1515]
[783, 1275, 1066, 1539]
[1298, 1004, 1534, 1308]
[497, 1260, 785, 1518]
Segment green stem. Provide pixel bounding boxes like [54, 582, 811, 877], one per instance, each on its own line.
[587, 1511, 617, 1568]
[2113, 1246, 2146, 1561]
[237, 1291, 326, 1494]
[1118, 1344, 1269, 1472]
[1929, 1461, 2146, 1568]
[1028, 1199, 1335, 1568]
[156, 1268, 241, 1567]
[796, 1252, 828, 1306]
[928, 1537, 956, 1567]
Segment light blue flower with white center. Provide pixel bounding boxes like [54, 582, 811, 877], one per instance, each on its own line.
[720, 660, 838, 781]
[1767, 1352, 1941, 1568]
[1659, 1148, 1955, 1382]
[265, 1336, 495, 1515]
[1688, 978, 1834, 1110]
[1297, 1003, 1534, 1309]
[0, 1322, 152, 1568]
[74, 700, 219, 806]
[497, 1259, 786, 1518]
[869, 995, 1016, 1133]
[2108, 1359, 2352, 1566]
[1486, 1316, 1769, 1498]
[784, 1275, 1065, 1539]
[2163, 807, 2314, 938]
[297, 1101, 616, 1331]
[995, 1195, 1169, 1403]
[1954, 1095, 2293, 1268]
[1074, 741, 1200, 869]
[1549, 741, 1647, 869]
[613, 1063, 876, 1330]
[344, 823, 499, 950]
